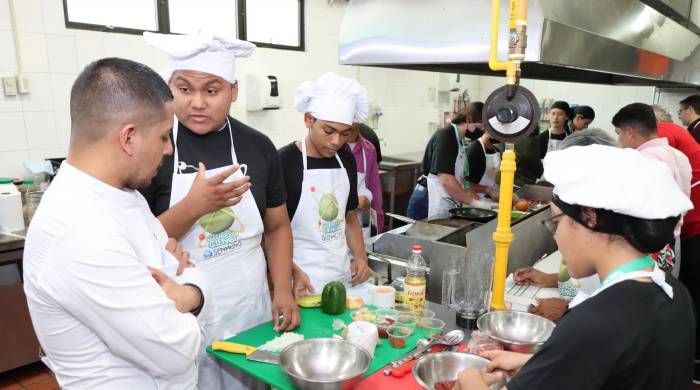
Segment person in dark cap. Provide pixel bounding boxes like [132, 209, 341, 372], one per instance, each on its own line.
[539, 100, 570, 158]
[570, 105, 595, 132]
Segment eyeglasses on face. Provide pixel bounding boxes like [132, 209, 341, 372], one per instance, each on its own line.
[541, 212, 564, 235]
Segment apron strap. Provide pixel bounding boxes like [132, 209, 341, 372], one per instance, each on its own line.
[172, 117, 236, 174]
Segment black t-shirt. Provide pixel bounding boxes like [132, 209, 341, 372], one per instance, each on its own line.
[139, 116, 286, 218]
[278, 142, 359, 220]
[358, 123, 382, 163]
[466, 140, 499, 184]
[538, 129, 567, 159]
[420, 125, 460, 176]
[508, 275, 695, 390]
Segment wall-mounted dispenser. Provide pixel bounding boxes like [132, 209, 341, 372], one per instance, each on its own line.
[246, 73, 281, 111]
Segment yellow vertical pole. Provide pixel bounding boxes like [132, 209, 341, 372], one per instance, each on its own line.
[488, 0, 527, 311]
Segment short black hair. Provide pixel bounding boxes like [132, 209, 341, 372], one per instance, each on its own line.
[70, 57, 173, 144]
[452, 102, 484, 125]
[573, 105, 595, 120]
[680, 94, 700, 115]
[611, 103, 657, 137]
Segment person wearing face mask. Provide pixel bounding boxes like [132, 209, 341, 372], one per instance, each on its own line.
[568, 105, 595, 133]
[407, 103, 485, 220]
[457, 145, 695, 390]
[466, 130, 501, 198]
[278, 73, 372, 298]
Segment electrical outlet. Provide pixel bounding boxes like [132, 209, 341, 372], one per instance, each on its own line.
[17, 74, 30, 94]
[2, 77, 17, 96]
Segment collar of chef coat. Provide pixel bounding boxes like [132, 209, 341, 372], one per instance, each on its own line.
[59, 162, 141, 209]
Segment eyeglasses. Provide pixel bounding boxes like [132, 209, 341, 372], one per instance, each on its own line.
[541, 213, 564, 235]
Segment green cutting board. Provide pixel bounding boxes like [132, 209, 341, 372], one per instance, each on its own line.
[207, 307, 427, 390]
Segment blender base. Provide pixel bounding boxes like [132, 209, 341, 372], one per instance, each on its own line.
[456, 310, 485, 330]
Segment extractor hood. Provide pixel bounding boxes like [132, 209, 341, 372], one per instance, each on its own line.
[338, 0, 700, 87]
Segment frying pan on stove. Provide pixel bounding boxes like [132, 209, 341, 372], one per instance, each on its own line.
[442, 197, 498, 222]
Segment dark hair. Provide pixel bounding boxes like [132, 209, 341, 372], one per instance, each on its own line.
[680, 94, 700, 115]
[559, 128, 617, 149]
[452, 102, 484, 125]
[551, 101, 571, 117]
[611, 103, 657, 137]
[553, 197, 679, 253]
[573, 105, 595, 120]
[70, 57, 173, 144]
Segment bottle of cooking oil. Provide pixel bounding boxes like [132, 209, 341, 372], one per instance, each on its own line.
[405, 245, 427, 310]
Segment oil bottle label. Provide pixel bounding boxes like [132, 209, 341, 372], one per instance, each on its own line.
[405, 283, 426, 309]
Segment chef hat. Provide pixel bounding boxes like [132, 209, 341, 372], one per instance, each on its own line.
[143, 31, 255, 83]
[543, 145, 692, 219]
[294, 72, 368, 125]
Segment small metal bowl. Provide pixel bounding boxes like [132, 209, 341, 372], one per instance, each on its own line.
[413, 352, 507, 390]
[477, 310, 555, 353]
[279, 338, 371, 390]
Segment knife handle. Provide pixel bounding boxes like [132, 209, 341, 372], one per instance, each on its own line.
[391, 359, 417, 378]
[211, 341, 257, 355]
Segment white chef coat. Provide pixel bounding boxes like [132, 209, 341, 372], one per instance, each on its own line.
[23, 162, 209, 390]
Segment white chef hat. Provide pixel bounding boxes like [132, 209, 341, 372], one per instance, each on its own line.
[294, 72, 369, 125]
[543, 144, 693, 219]
[143, 31, 255, 84]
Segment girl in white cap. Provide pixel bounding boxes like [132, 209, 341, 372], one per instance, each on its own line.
[279, 73, 373, 298]
[457, 145, 695, 390]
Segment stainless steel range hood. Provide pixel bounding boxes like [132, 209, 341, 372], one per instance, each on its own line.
[338, 0, 700, 87]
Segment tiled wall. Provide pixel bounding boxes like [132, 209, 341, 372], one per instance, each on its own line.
[0, 0, 662, 179]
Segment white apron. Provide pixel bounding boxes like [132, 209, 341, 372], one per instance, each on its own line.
[546, 129, 564, 154]
[477, 138, 501, 199]
[428, 124, 468, 219]
[169, 117, 270, 390]
[356, 147, 376, 238]
[291, 137, 352, 292]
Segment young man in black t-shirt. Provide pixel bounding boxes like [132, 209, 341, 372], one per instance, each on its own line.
[279, 72, 371, 298]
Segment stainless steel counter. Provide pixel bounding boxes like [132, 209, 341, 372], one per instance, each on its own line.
[366, 207, 557, 304]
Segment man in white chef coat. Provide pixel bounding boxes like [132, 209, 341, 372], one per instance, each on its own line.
[23, 58, 209, 389]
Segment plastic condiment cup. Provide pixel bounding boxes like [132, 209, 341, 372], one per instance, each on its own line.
[347, 321, 379, 357]
[396, 314, 418, 334]
[394, 303, 414, 314]
[413, 308, 436, 318]
[418, 318, 445, 339]
[388, 325, 412, 348]
[351, 308, 376, 323]
[372, 286, 396, 308]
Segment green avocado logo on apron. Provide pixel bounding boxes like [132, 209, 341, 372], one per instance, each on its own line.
[197, 207, 245, 259]
[311, 184, 344, 242]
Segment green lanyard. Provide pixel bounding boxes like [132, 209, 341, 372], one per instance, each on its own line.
[599, 255, 655, 289]
[452, 124, 470, 191]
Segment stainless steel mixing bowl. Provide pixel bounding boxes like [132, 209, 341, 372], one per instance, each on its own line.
[412, 352, 507, 390]
[477, 310, 555, 353]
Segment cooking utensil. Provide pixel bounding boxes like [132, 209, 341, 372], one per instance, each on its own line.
[383, 329, 464, 375]
[477, 310, 555, 353]
[211, 341, 280, 364]
[385, 212, 458, 241]
[279, 338, 371, 390]
[412, 352, 508, 390]
[448, 206, 497, 222]
[441, 197, 461, 208]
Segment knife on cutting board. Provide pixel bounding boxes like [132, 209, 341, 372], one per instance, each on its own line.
[211, 341, 279, 365]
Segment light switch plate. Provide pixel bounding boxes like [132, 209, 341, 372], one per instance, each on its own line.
[17, 74, 30, 94]
[2, 77, 17, 96]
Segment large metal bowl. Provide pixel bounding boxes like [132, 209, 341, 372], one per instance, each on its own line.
[477, 311, 555, 353]
[413, 352, 507, 390]
[279, 338, 371, 390]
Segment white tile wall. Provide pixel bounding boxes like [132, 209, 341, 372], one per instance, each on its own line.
[0, 150, 29, 177]
[18, 32, 49, 73]
[0, 0, 11, 31]
[12, 0, 43, 33]
[46, 34, 78, 73]
[19, 72, 52, 111]
[0, 31, 17, 72]
[41, 0, 71, 35]
[50, 73, 75, 111]
[0, 112, 26, 151]
[24, 110, 56, 149]
[54, 110, 70, 147]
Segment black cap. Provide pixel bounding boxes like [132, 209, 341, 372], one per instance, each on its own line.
[550, 101, 571, 116]
[573, 105, 595, 120]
